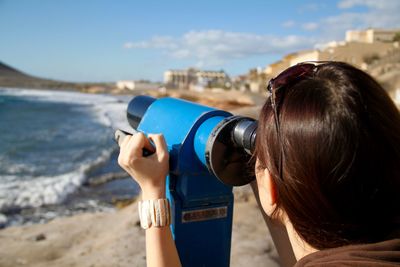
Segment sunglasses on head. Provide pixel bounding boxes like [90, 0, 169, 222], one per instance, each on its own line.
[266, 61, 326, 181]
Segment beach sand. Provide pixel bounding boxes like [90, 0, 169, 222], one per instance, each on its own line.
[0, 186, 280, 267]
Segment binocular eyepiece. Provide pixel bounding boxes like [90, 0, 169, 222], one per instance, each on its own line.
[233, 118, 258, 155]
[127, 95, 257, 186]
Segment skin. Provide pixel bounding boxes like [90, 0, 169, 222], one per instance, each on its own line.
[118, 133, 316, 267]
[118, 133, 181, 267]
[255, 162, 317, 261]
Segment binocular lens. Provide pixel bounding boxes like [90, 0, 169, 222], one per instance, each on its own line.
[233, 119, 258, 154]
[127, 95, 156, 129]
[206, 116, 257, 186]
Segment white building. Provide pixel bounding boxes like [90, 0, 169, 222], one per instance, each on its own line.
[346, 28, 399, 44]
[116, 80, 159, 91]
[116, 80, 135, 90]
[164, 68, 230, 90]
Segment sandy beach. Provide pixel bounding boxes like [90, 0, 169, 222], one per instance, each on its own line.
[0, 186, 280, 267]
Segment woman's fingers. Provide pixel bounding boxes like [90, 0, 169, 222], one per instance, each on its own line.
[148, 134, 168, 161]
[118, 132, 168, 167]
[126, 132, 149, 159]
[117, 132, 169, 191]
[143, 137, 156, 154]
[118, 134, 131, 168]
[120, 133, 131, 148]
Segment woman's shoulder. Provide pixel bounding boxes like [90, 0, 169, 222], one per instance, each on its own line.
[294, 239, 400, 267]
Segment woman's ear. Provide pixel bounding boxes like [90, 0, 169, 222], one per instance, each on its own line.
[256, 164, 278, 216]
[264, 168, 277, 205]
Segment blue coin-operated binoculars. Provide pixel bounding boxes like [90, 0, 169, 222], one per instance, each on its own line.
[126, 95, 257, 267]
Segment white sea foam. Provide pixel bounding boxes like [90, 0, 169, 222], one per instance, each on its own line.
[0, 88, 135, 211]
[0, 148, 113, 211]
[0, 88, 132, 130]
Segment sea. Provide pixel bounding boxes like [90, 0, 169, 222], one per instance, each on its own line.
[0, 88, 140, 227]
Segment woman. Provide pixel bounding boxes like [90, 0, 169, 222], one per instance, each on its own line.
[118, 61, 400, 266]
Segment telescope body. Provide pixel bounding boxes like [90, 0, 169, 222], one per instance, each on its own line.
[136, 97, 234, 267]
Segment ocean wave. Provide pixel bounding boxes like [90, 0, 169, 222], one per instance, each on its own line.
[0, 88, 138, 212]
[0, 148, 114, 212]
[1, 163, 38, 176]
[0, 88, 133, 131]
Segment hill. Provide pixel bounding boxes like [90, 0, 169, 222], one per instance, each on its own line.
[0, 61, 83, 90]
[241, 41, 400, 98]
[367, 48, 400, 93]
[0, 61, 116, 92]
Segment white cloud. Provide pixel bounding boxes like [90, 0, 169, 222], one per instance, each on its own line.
[306, 0, 400, 41]
[298, 3, 325, 13]
[294, 0, 400, 43]
[334, 0, 400, 29]
[302, 22, 319, 31]
[124, 30, 315, 67]
[337, 0, 364, 9]
[337, 0, 399, 10]
[123, 0, 400, 68]
[124, 36, 177, 49]
[282, 20, 295, 28]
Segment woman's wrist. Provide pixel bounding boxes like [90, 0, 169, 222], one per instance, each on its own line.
[141, 184, 166, 200]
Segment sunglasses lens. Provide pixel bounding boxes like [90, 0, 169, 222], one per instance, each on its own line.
[273, 63, 315, 89]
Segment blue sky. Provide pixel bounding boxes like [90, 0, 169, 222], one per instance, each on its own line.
[0, 0, 399, 82]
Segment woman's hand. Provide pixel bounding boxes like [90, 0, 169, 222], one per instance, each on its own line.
[118, 132, 182, 267]
[118, 133, 169, 199]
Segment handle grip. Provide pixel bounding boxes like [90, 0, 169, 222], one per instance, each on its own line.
[114, 129, 155, 157]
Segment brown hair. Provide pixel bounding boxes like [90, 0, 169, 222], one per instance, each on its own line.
[255, 61, 400, 249]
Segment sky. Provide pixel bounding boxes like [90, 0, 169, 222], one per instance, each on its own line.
[0, 0, 399, 82]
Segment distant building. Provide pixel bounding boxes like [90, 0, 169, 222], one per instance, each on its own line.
[264, 52, 303, 78]
[116, 80, 159, 91]
[249, 81, 262, 93]
[231, 75, 249, 92]
[116, 80, 135, 90]
[164, 68, 230, 90]
[263, 40, 397, 78]
[265, 60, 290, 77]
[289, 50, 321, 65]
[346, 28, 400, 44]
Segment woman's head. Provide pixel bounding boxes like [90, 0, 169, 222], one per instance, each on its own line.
[255, 61, 400, 250]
